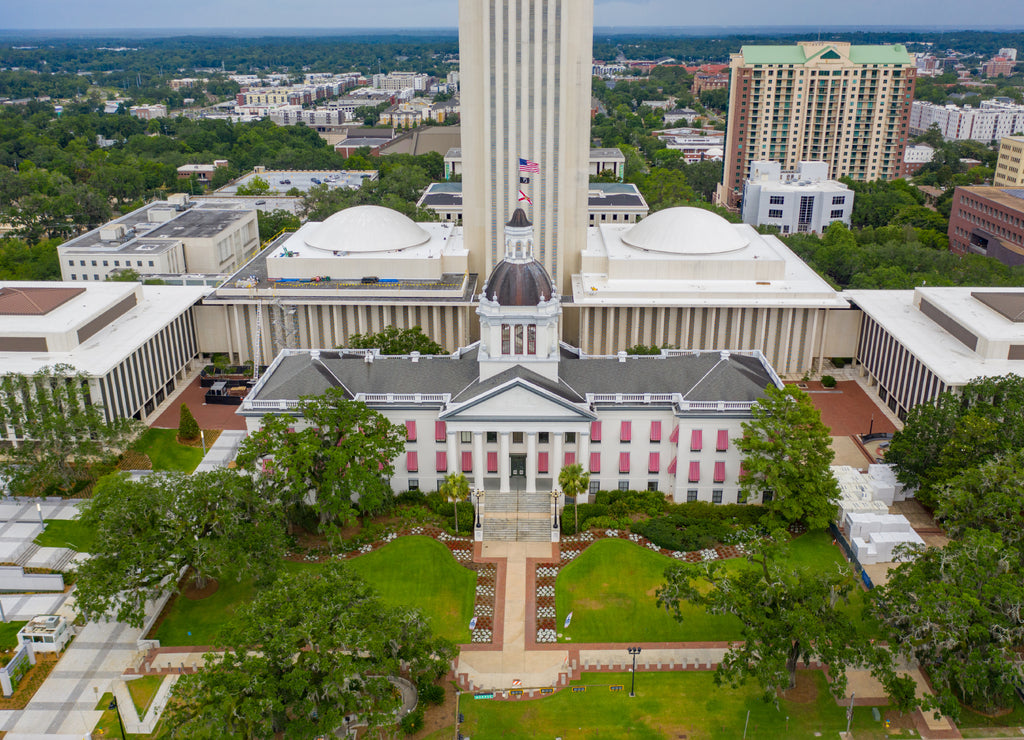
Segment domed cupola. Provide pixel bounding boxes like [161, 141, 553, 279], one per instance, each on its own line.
[481, 209, 555, 306]
[476, 208, 561, 382]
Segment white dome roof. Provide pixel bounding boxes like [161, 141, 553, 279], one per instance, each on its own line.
[621, 206, 750, 255]
[304, 205, 431, 254]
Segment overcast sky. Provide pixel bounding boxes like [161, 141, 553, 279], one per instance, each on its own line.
[0, 0, 1020, 32]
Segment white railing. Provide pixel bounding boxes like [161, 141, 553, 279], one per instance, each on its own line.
[357, 393, 450, 404]
[587, 393, 676, 404]
[244, 399, 301, 410]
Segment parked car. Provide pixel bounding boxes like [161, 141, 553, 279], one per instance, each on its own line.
[279, 179, 291, 185]
[311, 177, 322, 185]
[254, 200, 266, 205]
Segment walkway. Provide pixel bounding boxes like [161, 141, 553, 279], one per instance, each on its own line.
[5, 611, 144, 738]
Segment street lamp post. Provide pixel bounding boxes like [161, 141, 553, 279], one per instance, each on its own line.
[551, 490, 561, 530]
[628, 646, 642, 697]
[473, 490, 483, 529]
[200, 429, 206, 456]
[111, 696, 128, 739]
[36, 502, 45, 531]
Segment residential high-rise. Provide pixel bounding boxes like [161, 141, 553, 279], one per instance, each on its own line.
[994, 136, 1024, 187]
[718, 42, 916, 209]
[459, 0, 593, 293]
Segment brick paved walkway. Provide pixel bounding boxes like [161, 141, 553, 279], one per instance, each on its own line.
[150, 376, 248, 431]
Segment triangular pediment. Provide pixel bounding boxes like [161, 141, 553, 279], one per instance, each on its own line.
[440, 378, 596, 422]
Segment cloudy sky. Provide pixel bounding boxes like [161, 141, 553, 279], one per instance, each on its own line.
[0, 0, 1020, 31]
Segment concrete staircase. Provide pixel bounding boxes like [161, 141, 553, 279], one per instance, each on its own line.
[481, 491, 557, 542]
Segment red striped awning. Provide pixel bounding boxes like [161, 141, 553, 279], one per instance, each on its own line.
[405, 420, 417, 441]
[564, 451, 576, 467]
[650, 421, 661, 442]
[538, 452, 549, 474]
[714, 461, 726, 483]
[461, 451, 472, 473]
[716, 429, 729, 452]
[688, 461, 700, 483]
[649, 452, 660, 473]
[670, 425, 679, 443]
[690, 429, 702, 452]
[435, 420, 446, 442]
[591, 421, 602, 442]
[667, 457, 677, 474]
[487, 451, 498, 474]
[436, 451, 447, 473]
[620, 420, 632, 442]
[589, 451, 601, 473]
[406, 451, 418, 472]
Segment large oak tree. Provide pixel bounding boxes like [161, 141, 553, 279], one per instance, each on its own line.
[161, 562, 456, 739]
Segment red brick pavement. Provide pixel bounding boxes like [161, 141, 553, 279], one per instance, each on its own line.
[788, 380, 897, 437]
[151, 376, 248, 431]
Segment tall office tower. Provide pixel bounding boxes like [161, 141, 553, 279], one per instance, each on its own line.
[718, 42, 916, 209]
[459, 0, 593, 293]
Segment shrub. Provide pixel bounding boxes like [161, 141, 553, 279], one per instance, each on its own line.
[178, 404, 199, 441]
[831, 357, 847, 368]
[821, 375, 837, 388]
[400, 708, 425, 734]
[418, 679, 445, 706]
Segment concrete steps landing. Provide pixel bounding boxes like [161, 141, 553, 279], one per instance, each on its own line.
[482, 517, 553, 543]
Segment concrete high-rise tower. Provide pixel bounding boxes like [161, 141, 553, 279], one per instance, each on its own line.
[459, 0, 593, 294]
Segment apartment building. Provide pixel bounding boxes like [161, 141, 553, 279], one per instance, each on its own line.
[948, 186, 1024, 267]
[741, 161, 854, 235]
[994, 135, 1024, 187]
[719, 42, 916, 208]
[910, 100, 1024, 142]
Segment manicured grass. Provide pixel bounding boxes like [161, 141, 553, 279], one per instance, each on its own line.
[459, 670, 890, 739]
[152, 572, 258, 646]
[0, 621, 27, 652]
[958, 698, 1024, 731]
[127, 675, 164, 718]
[346, 536, 475, 644]
[131, 428, 204, 473]
[34, 518, 96, 552]
[155, 536, 475, 646]
[556, 530, 880, 644]
[556, 538, 743, 643]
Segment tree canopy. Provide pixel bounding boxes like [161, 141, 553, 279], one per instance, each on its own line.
[161, 561, 456, 739]
[0, 365, 139, 495]
[871, 531, 1024, 719]
[658, 532, 895, 702]
[344, 325, 446, 355]
[736, 384, 838, 529]
[73, 469, 288, 627]
[885, 374, 1024, 507]
[235, 388, 407, 528]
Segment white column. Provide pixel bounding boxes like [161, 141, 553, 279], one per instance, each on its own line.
[499, 432, 511, 493]
[447, 431, 458, 481]
[526, 432, 537, 493]
[553, 432, 563, 481]
[473, 431, 484, 491]
[676, 424, 687, 502]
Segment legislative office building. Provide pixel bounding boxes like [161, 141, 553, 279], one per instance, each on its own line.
[239, 210, 781, 503]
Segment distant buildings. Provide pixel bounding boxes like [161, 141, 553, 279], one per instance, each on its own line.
[657, 129, 725, 163]
[909, 100, 1024, 143]
[443, 148, 625, 182]
[719, 42, 916, 209]
[129, 104, 167, 120]
[176, 160, 229, 183]
[982, 56, 1016, 78]
[741, 161, 853, 235]
[948, 186, 1024, 266]
[994, 136, 1024, 187]
[57, 196, 259, 282]
[372, 72, 432, 92]
[691, 71, 729, 96]
[900, 143, 935, 178]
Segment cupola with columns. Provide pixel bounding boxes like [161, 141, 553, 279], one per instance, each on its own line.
[476, 208, 561, 381]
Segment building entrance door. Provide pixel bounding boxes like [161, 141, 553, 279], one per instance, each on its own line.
[510, 454, 527, 479]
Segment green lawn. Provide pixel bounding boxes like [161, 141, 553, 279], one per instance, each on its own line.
[346, 536, 475, 644]
[152, 571, 258, 646]
[34, 518, 96, 552]
[0, 621, 27, 652]
[127, 675, 164, 718]
[131, 428, 204, 473]
[459, 670, 890, 740]
[556, 531, 880, 644]
[155, 536, 475, 646]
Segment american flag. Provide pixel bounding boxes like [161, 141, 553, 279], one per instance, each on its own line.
[519, 157, 540, 174]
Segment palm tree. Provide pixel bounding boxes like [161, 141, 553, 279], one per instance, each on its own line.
[440, 472, 471, 533]
[558, 463, 591, 535]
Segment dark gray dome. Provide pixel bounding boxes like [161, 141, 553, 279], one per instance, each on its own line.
[484, 259, 554, 306]
[507, 208, 532, 228]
